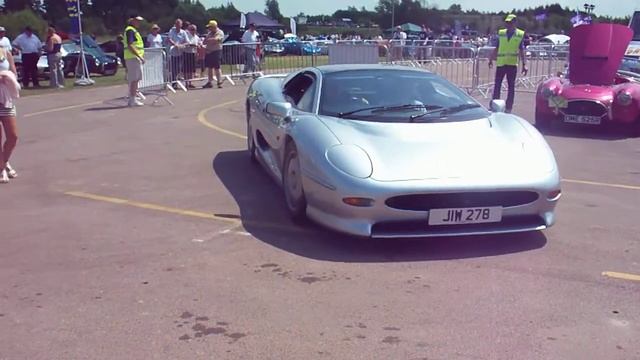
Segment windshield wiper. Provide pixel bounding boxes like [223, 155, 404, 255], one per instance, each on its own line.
[337, 104, 440, 118]
[410, 103, 482, 122]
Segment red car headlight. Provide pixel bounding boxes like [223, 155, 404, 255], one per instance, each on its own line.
[616, 91, 633, 106]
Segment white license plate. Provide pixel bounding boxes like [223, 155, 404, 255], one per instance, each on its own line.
[428, 207, 503, 226]
[564, 115, 601, 124]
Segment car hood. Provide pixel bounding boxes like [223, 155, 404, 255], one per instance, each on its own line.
[559, 83, 615, 102]
[569, 23, 632, 86]
[318, 115, 554, 182]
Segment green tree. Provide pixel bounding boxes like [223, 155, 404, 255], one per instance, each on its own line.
[265, 0, 283, 23]
[0, 9, 48, 38]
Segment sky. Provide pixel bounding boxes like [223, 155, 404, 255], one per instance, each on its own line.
[202, 0, 637, 18]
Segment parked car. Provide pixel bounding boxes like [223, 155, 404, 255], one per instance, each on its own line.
[61, 37, 119, 77]
[281, 34, 322, 55]
[535, 23, 640, 136]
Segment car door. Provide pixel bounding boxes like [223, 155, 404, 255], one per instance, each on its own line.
[262, 71, 317, 167]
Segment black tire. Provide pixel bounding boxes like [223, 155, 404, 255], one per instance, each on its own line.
[535, 110, 552, 132]
[630, 119, 640, 138]
[246, 105, 257, 163]
[282, 143, 307, 221]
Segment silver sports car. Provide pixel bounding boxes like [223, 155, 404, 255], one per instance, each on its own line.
[246, 64, 561, 238]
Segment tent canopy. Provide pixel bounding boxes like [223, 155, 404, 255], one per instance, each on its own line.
[385, 23, 423, 34]
[222, 11, 285, 30]
[541, 34, 570, 44]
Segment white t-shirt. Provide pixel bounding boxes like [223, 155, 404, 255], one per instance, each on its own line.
[13, 33, 42, 54]
[147, 33, 163, 49]
[184, 32, 201, 54]
[0, 37, 11, 51]
[241, 30, 259, 49]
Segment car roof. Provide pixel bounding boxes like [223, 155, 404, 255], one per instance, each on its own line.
[314, 64, 432, 74]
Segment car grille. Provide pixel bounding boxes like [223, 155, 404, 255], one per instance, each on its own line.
[566, 101, 607, 117]
[385, 191, 540, 211]
[371, 215, 546, 238]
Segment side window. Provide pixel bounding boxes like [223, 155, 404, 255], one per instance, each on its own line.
[283, 72, 316, 112]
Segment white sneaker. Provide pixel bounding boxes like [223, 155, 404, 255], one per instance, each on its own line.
[0, 169, 8, 184]
[128, 99, 144, 107]
[5, 163, 17, 178]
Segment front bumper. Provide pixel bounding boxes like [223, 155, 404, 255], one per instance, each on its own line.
[302, 174, 560, 238]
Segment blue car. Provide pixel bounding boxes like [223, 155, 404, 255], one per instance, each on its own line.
[281, 35, 321, 55]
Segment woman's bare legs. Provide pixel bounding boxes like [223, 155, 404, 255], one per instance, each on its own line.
[1, 115, 18, 169]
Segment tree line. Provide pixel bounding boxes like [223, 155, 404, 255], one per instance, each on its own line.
[0, 0, 631, 39]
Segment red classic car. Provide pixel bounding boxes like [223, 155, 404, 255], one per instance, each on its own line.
[535, 23, 640, 136]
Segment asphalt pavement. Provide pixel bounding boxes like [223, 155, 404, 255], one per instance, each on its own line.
[0, 80, 639, 360]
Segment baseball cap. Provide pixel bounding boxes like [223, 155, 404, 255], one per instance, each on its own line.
[505, 14, 517, 22]
[207, 20, 218, 28]
[130, 15, 144, 21]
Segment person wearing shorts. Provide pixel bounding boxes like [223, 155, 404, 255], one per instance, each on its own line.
[203, 20, 224, 89]
[0, 46, 19, 183]
[123, 16, 146, 107]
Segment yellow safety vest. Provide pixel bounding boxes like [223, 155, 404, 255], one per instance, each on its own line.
[496, 28, 524, 67]
[123, 25, 144, 60]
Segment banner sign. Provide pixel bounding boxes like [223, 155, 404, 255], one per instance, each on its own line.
[66, 0, 80, 34]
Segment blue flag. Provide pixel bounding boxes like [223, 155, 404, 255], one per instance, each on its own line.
[66, 0, 80, 34]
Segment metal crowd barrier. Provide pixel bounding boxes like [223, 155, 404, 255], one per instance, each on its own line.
[134, 42, 570, 99]
[139, 47, 173, 105]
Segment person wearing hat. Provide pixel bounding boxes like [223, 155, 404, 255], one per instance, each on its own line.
[203, 20, 224, 89]
[0, 27, 12, 52]
[489, 14, 528, 113]
[123, 15, 146, 107]
[147, 24, 163, 49]
[391, 25, 407, 61]
[241, 23, 260, 73]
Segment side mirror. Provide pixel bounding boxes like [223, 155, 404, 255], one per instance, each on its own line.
[489, 99, 506, 113]
[265, 102, 293, 118]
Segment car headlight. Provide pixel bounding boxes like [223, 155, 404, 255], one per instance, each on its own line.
[326, 145, 372, 179]
[95, 59, 100, 66]
[541, 87, 556, 99]
[616, 91, 633, 106]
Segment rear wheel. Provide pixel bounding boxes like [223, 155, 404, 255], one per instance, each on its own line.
[535, 110, 552, 132]
[282, 143, 307, 221]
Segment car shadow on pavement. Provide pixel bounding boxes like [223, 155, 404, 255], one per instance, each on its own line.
[541, 123, 633, 140]
[213, 150, 547, 263]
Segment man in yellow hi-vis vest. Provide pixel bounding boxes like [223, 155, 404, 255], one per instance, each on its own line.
[123, 15, 146, 107]
[489, 14, 528, 113]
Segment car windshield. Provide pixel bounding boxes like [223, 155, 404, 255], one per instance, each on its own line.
[319, 69, 488, 122]
[631, 11, 640, 41]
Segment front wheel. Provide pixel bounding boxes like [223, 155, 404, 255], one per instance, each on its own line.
[535, 110, 552, 132]
[283, 143, 307, 221]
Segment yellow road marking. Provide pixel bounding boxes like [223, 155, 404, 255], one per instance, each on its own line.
[602, 271, 640, 282]
[562, 179, 640, 191]
[65, 191, 240, 225]
[64, 190, 310, 234]
[196, 100, 246, 140]
[23, 101, 104, 118]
